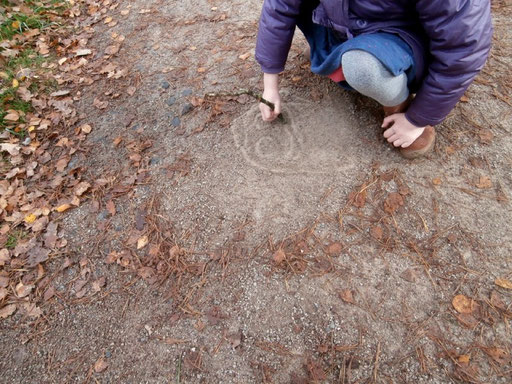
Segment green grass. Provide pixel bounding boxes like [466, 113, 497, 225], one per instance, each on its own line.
[0, 1, 68, 133]
[4, 230, 28, 249]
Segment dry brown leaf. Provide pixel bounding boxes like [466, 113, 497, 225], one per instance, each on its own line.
[239, 52, 251, 60]
[495, 278, 512, 290]
[15, 282, 33, 298]
[476, 176, 492, 189]
[326, 242, 342, 256]
[22, 303, 42, 318]
[432, 177, 442, 185]
[55, 156, 69, 172]
[452, 294, 477, 314]
[126, 86, 136, 96]
[0, 287, 7, 300]
[74, 182, 91, 196]
[0, 304, 17, 319]
[273, 249, 286, 264]
[384, 192, 404, 214]
[94, 357, 108, 373]
[75, 49, 92, 56]
[458, 354, 471, 364]
[339, 289, 354, 304]
[4, 111, 20, 122]
[106, 200, 116, 215]
[484, 347, 510, 365]
[370, 226, 383, 240]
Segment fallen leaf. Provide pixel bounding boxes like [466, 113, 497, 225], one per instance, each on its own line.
[452, 294, 477, 314]
[74, 182, 91, 196]
[75, 49, 92, 57]
[239, 52, 251, 60]
[458, 354, 471, 364]
[0, 304, 17, 319]
[339, 289, 354, 304]
[484, 347, 510, 365]
[22, 303, 42, 318]
[326, 242, 342, 256]
[55, 156, 69, 172]
[400, 268, 419, 283]
[15, 282, 33, 298]
[55, 203, 72, 213]
[384, 192, 404, 214]
[370, 226, 383, 240]
[106, 200, 116, 215]
[495, 278, 512, 290]
[273, 249, 286, 264]
[432, 177, 442, 185]
[0, 287, 7, 300]
[27, 246, 50, 267]
[81, 124, 92, 133]
[476, 176, 492, 189]
[4, 111, 20, 122]
[92, 277, 106, 292]
[94, 357, 108, 373]
[478, 129, 493, 144]
[137, 235, 149, 249]
[1, 143, 21, 156]
[24, 213, 37, 224]
[0, 249, 10, 266]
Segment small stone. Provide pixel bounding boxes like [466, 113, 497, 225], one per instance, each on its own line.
[131, 123, 140, 131]
[105, 350, 112, 358]
[181, 89, 193, 97]
[150, 157, 161, 166]
[161, 81, 170, 90]
[97, 210, 109, 221]
[171, 117, 181, 127]
[166, 96, 176, 106]
[181, 103, 194, 115]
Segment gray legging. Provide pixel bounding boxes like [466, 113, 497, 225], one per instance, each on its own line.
[341, 49, 409, 107]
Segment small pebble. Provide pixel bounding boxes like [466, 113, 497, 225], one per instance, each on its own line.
[171, 116, 181, 127]
[131, 123, 140, 131]
[161, 81, 170, 89]
[22, 137, 31, 146]
[105, 351, 112, 358]
[150, 157, 161, 166]
[181, 89, 193, 96]
[166, 96, 177, 106]
[181, 103, 194, 115]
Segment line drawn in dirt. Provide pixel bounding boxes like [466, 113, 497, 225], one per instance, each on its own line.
[231, 98, 370, 175]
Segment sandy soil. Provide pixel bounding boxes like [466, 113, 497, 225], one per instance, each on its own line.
[1, 0, 511, 383]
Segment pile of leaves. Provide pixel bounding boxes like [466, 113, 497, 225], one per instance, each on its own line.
[0, 0, 131, 321]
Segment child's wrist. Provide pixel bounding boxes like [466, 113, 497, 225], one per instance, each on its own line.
[263, 73, 279, 90]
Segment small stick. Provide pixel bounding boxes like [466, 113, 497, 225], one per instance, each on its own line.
[205, 88, 285, 122]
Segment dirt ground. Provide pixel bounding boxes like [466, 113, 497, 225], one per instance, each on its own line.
[1, 0, 512, 383]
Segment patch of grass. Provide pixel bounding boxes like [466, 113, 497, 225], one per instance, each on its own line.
[4, 230, 27, 249]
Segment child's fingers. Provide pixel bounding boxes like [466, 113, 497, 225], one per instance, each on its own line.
[259, 103, 274, 121]
[381, 115, 395, 128]
[383, 127, 395, 139]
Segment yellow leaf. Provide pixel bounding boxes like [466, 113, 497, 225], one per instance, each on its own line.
[12, 78, 19, 88]
[0, 72, 9, 80]
[28, 126, 35, 132]
[495, 278, 512, 290]
[55, 204, 72, 213]
[12, 20, 20, 29]
[24, 213, 37, 224]
[104, 16, 113, 24]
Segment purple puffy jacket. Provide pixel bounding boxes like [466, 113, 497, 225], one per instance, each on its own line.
[255, 0, 493, 127]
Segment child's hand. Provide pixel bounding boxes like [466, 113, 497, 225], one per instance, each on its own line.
[382, 113, 425, 148]
[259, 73, 281, 122]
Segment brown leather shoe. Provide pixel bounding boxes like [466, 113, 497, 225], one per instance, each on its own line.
[383, 95, 414, 117]
[400, 125, 436, 159]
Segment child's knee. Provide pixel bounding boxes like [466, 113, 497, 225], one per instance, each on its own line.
[341, 50, 408, 106]
[342, 50, 383, 89]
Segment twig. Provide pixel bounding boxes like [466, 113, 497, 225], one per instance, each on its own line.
[205, 88, 286, 122]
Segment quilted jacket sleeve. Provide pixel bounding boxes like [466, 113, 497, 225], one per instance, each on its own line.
[255, 0, 303, 74]
[406, 0, 493, 127]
